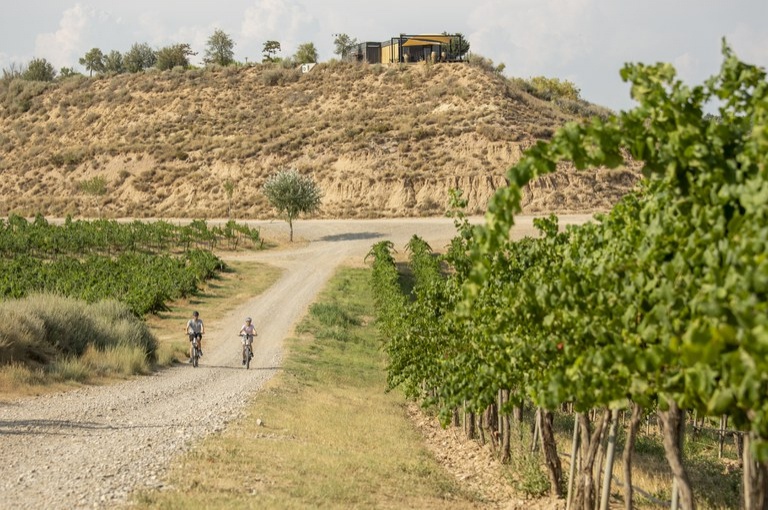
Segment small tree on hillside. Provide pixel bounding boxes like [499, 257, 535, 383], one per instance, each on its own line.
[333, 33, 358, 60]
[442, 32, 470, 60]
[23, 58, 56, 81]
[262, 40, 281, 63]
[204, 29, 235, 66]
[124, 42, 156, 73]
[262, 169, 322, 242]
[294, 42, 318, 64]
[79, 48, 105, 76]
[156, 43, 196, 71]
[103, 50, 124, 74]
[59, 67, 80, 78]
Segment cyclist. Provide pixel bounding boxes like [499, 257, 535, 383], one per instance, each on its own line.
[186, 311, 205, 362]
[239, 317, 257, 365]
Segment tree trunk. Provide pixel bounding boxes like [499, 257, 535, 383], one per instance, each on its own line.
[622, 402, 643, 510]
[541, 409, 564, 497]
[743, 433, 768, 510]
[572, 409, 610, 510]
[658, 401, 696, 510]
[500, 390, 511, 463]
[484, 404, 499, 451]
[466, 410, 476, 440]
[288, 216, 294, 242]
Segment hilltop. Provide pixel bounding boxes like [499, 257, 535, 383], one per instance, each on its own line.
[0, 61, 640, 219]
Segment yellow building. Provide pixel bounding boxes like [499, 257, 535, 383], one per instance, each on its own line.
[380, 34, 463, 64]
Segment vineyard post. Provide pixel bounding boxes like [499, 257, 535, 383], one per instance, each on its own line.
[531, 408, 541, 453]
[501, 390, 511, 463]
[622, 403, 643, 510]
[671, 478, 680, 510]
[742, 433, 768, 510]
[744, 435, 752, 510]
[566, 414, 580, 510]
[599, 409, 619, 510]
[718, 416, 726, 459]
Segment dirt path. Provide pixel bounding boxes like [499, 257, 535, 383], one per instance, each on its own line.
[0, 215, 591, 509]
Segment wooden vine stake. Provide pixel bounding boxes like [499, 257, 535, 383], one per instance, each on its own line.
[599, 409, 619, 510]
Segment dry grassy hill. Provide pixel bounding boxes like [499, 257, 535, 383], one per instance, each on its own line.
[0, 60, 640, 219]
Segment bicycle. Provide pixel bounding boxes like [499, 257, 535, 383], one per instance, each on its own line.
[240, 334, 254, 369]
[188, 333, 202, 368]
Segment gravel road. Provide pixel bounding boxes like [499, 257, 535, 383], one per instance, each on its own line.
[0, 215, 591, 509]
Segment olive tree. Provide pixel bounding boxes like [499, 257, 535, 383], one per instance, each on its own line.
[124, 43, 156, 73]
[293, 42, 318, 64]
[23, 58, 56, 81]
[156, 43, 196, 70]
[261, 169, 322, 242]
[262, 40, 281, 63]
[103, 50, 124, 74]
[204, 29, 235, 66]
[79, 48, 105, 76]
[333, 33, 358, 60]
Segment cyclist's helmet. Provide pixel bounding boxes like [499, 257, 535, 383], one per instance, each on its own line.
[193, 311, 199, 317]
[245, 317, 252, 322]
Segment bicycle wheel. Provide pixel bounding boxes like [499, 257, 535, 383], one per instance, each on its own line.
[245, 346, 251, 369]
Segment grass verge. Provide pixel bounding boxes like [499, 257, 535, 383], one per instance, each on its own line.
[134, 267, 482, 509]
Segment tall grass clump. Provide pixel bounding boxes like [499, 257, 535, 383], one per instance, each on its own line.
[0, 293, 157, 385]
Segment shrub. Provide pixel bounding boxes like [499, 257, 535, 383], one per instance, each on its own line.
[0, 294, 158, 368]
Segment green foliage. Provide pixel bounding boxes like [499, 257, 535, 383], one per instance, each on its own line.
[0, 293, 157, 368]
[294, 42, 319, 64]
[204, 29, 235, 66]
[333, 34, 358, 60]
[442, 32, 470, 59]
[22, 58, 56, 82]
[0, 216, 265, 315]
[369, 44, 768, 497]
[77, 176, 107, 196]
[262, 40, 281, 63]
[58, 67, 81, 79]
[124, 42, 156, 73]
[2, 78, 49, 114]
[261, 168, 322, 241]
[530, 76, 580, 101]
[155, 43, 195, 71]
[103, 50, 124, 74]
[463, 43, 768, 451]
[79, 48, 105, 76]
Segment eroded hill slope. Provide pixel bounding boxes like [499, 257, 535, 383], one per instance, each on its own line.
[0, 61, 639, 219]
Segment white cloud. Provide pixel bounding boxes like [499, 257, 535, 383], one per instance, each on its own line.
[240, 0, 319, 58]
[467, 0, 595, 78]
[34, 3, 91, 69]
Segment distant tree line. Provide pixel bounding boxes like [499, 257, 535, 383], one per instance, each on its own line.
[1, 28, 328, 83]
[2, 30, 470, 83]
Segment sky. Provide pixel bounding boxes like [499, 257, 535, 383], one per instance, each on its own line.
[1, 0, 766, 112]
